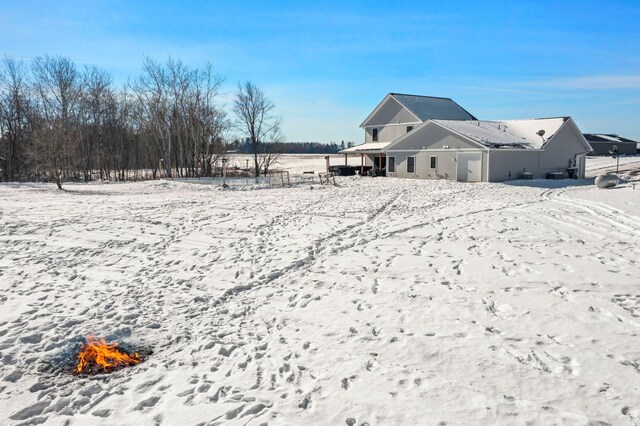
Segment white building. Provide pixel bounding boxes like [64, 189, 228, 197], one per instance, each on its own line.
[342, 93, 592, 181]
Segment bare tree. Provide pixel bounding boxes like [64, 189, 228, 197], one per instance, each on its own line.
[183, 62, 226, 177]
[131, 57, 171, 177]
[259, 128, 284, 175]
[0, 55, 230, 183]
[131, 58, 227, 178]
[31, 55, 82, 189]
[233, 81, 281, 177]
[0, 56, 32, 181]
[80, 65, 114, 181]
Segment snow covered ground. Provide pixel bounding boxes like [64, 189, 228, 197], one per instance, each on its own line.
[1, 166, 640, 425]
[224, 153, 363, 176]
[585, 155, 640, 177]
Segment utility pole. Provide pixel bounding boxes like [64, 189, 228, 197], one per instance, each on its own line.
[609, 145, 619, 174]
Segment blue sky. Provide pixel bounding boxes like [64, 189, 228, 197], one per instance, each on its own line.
[1, 0, 639, 143]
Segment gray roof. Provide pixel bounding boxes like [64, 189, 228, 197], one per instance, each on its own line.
[391, 93, 476, 121]
[583, 134, 638, 144]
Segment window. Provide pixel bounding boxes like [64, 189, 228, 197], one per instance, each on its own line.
[388, 156, 395, 173]
[406, 126, 413, 133]
[372, 128, 378, 142]
[430, 156, 437, 169]
[407, 156, 415, 174]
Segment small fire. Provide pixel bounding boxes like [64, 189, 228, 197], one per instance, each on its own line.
[75, 337, 141, 374]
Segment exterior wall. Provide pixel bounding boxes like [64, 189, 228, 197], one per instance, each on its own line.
[386, 122, 487, 181]
[365, 96, 419, 126]
[434, 151, 458, 180]
[538, 123, 590, 176]
[587, 141, 636, 156]
[364, 123, 418, 144]
[488, 150, 541, 181]
[387, 150, 462, 181]
[487, 122, 591, 181]
[389, 122, 482, 151]
[387, 150, 418, 178]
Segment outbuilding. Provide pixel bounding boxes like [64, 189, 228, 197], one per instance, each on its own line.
[583, 134, 638, 156]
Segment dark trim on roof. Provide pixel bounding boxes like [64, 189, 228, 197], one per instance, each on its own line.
[389, 93, 454, 100]
[583, 133, 638, 144]
[389, 93, 478, 121]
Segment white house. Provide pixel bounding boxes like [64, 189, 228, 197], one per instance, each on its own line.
[342, 93, 592, 181]
[340, 93, 476, 171]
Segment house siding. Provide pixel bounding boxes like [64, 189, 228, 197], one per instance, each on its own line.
[487, 124, 590, 181]
[435, 152, 458, 180]
[388, 151, 419, 178]
[488, 150, 541, 181]
[365, 124, 417, 144]
[388, 122, 482, 151]
[539, 123, 589, 172]
[365, 96, 419, 126]
[386, 122, 487, 181]
[387, 150, 459, 180]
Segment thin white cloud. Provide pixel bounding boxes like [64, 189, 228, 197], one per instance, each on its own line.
[520, 75, 640, 90]
[454, 85, 541, 95]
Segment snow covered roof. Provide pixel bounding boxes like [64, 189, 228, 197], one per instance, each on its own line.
[391, 93, 476, 122]
[433, 118, 568, 150]
[340, 142, 390, 154]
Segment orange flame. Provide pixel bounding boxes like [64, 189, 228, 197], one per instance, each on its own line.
[75, 337, 140, 374]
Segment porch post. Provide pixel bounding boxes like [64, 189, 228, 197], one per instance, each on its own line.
[344, 153, 348, 166]
[360, 154, 364, 175]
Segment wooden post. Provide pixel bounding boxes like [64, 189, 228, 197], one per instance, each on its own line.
[221, 158, 228, 188]
[344, 153, 348, 166]
[325, 156, 330, 173]
[360, 154, 364, 175]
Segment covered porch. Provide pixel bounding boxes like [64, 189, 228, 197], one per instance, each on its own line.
[338, 142, 390, 175]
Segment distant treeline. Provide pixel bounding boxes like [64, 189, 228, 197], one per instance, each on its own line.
[227, 139, 354, 155]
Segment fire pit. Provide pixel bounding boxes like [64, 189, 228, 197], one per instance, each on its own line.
[73, 336, 148, 375]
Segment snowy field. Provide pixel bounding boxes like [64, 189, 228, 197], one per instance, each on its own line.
[1, 163, 640, 425]
[224, 153, 363, 175]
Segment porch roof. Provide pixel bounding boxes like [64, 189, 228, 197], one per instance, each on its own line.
[339, 142, 390, 154]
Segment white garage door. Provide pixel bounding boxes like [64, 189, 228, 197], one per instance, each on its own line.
[457, 152, 482, 182]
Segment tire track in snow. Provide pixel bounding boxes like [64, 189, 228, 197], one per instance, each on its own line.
[541, 188, 640, 238]
[210, 187, 407, 306]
